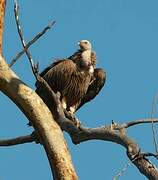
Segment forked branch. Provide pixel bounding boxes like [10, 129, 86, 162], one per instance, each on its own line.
[9, 20, 56, 67]
[14, 1, 37, 78]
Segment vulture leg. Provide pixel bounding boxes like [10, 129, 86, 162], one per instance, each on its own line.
[76, 68, 106, 111]
[64, 109, 81, 127]
[35, 86, 81, 127]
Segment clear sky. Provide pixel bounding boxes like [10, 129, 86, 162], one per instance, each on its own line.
[1, 0, 158, 179]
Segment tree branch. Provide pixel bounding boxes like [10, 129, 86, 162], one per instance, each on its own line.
[0, 0, 6, 54]
[9, 20, 56, 67]
[14, 1, 37, 78]
[0, 134, 35, 146]
[61, 121, 158, 180]
[115, 118, 158, 129]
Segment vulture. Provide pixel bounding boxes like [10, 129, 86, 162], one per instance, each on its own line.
[35, 40, 106, 120]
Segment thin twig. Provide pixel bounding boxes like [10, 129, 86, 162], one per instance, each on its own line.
[9, 20, 55, 67]
[151, 94, 158, 155]
[0, 134, 35, 146]
[113, 161, 131, 180]
[114, 118, 158, 130]
[141, 152, 158, 159]
[113, 151, 158, 180]
[14, 0, 38, 79]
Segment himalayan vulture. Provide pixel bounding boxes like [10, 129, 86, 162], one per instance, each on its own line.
[35, 40, 106, 120]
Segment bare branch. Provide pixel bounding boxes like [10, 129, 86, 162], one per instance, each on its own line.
[63, 122, 158, 180]
[115, 118, 158, 129]
[9, 20, 56, 67]
[14, 0, 37, 78]
[0, 134, 35, 146]
[139, 152, 158, 159]
[113, 161, 132, 180]
[0, 0, 6, 54]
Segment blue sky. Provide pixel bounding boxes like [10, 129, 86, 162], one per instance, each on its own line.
[1, 0, 158, 179]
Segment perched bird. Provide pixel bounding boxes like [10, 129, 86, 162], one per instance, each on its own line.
[35, 40, 106, 121]
[68, 40, 106, 110]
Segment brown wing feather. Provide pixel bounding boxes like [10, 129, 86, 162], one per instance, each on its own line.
[89, 51, 96, 67]
[39, 59, 68, 77]
[76, 68, 106, 110]
[36, 59, 92, 110]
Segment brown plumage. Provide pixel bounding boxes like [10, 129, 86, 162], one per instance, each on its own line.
[68, 40, 106, 110]
[69, 50, 96, 68]
[35, 40, 106, 117]
[77, 68, 106, 110]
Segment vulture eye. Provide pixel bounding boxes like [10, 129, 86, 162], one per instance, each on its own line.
[84, 41, 88, 44]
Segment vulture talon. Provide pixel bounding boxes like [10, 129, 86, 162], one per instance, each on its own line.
[64, 110, 81, 128]
[70, 115, 81, 128]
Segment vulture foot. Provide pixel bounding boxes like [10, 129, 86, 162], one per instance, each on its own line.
[64, 110, 81, 128]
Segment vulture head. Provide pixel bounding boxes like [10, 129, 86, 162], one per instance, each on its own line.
[78, 40, 92, 51]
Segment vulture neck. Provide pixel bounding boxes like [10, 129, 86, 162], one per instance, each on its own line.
[76, 49, 93, 73]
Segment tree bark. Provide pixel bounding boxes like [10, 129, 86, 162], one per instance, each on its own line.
[0, 0, 6, 54]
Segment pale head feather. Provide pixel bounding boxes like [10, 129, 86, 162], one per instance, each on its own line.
[78, 40, 92, 51]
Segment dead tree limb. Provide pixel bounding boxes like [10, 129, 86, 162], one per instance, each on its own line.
[14, 1, 37, 78]
[9, 20, 56, 67]
[0, 0, 6, 54]
[114, 118, 158, 129]
[0, 134, 35, 146]
[61, 120, 158, 180]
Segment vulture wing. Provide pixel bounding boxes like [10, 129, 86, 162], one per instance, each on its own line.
[39, 59, 68, 77]
[36, 59, 92, 111]
[76, 68, 106, 110]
